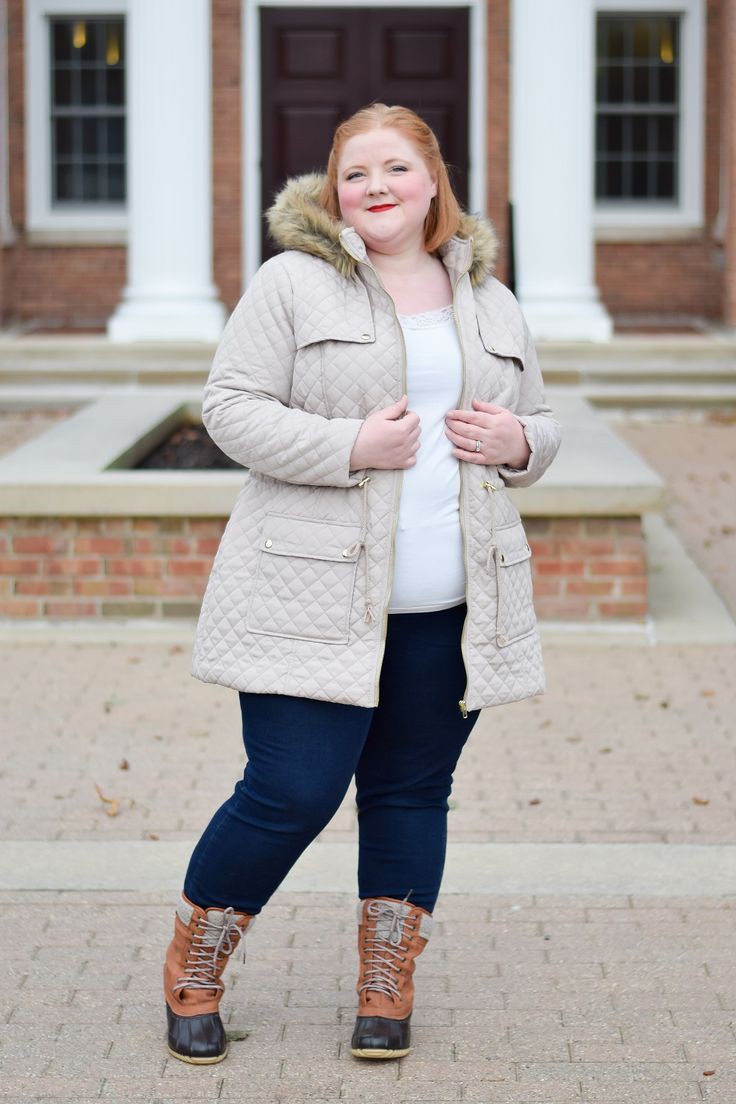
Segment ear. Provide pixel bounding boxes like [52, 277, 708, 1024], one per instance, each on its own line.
[430, 176, 438, 198]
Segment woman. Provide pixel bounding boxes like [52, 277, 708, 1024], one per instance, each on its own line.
[162, 103, 561, 1065]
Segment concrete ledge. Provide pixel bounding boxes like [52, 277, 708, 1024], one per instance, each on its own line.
[2, 839, 736, 896]
[0, 388, 664, 517]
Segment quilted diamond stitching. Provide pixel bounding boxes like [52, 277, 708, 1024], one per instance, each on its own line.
[192, 243, 561, 711]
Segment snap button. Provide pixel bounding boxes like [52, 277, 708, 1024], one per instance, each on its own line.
[264, 539, 273, 548]
[360, 332, 371, 341]
[341, 548, 350, 558]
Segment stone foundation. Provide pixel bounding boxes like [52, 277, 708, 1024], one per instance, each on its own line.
[0, 515, 647, 621]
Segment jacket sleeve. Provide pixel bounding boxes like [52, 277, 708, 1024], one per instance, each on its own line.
[202, 257, 366, 488]
[496, 311, 562, 488]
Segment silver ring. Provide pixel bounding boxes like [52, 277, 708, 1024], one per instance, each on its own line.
[474, 439, 482, 453]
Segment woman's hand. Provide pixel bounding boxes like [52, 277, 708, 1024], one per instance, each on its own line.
[350, 394, 421, 471]
[444, 399, 530, 468]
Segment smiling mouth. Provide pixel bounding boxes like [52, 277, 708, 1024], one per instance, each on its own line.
[367, 204, 397, 212]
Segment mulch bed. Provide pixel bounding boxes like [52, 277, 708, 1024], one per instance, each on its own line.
[135, 423, 243, 469]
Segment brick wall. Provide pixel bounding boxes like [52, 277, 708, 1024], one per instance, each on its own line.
[0, 515, 647, 621]
[212, 0, 242, 312]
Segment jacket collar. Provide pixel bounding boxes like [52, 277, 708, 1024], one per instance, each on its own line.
[266, 172, 498, 288]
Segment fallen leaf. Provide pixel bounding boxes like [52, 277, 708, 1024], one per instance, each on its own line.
[127, 656, 141, 665]
[692, 796, 710, 806]
[703, 1069, 717, 1076]
[118, 758, 130, 771]
[634, 692, 649, 701]
[599, 747, 613, 754]
[659, 699, 670, 709]
[566, 735, 582, 743]
[701, 689, 717, 698]
[169, 644, 185, 655]
[226, 1029, 249, 1042]
[94, 782, 120, 818]
[539, 719, 552, 728]
[146, 832, 160, 840]
[722, 525, 734, 535]
[528, 798, 542, 805]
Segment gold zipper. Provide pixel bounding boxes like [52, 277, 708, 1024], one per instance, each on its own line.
[451, 277, 471, 719]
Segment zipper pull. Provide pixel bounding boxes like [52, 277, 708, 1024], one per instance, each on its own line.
[458, 699, 468, 719]
[481, 480, 497, 492]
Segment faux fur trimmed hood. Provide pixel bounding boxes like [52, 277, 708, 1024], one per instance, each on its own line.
[265, 172, 499, 288]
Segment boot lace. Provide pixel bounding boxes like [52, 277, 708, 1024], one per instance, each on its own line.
[358, 900, 416, 1002]
[173, 907, 246, 995]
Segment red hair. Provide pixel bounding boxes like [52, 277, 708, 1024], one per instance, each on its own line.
[319, 103, 462, 253]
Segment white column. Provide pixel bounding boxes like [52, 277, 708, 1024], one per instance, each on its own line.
[108, 0, 225, 341]
[510, 0, 612, 341]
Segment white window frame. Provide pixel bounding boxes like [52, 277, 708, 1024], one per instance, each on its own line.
[24, 0, 129, 243]
[593, 0, 705, 240]
[242, 0, 487, 284]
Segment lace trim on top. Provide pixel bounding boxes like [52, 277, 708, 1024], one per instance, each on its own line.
[397, 303, 455, 329]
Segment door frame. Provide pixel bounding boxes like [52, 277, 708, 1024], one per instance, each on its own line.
[242, 0, 487, 284]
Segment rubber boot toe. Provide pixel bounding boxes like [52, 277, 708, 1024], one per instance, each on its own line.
[350, 1013, 411, 1059]
[166, 1004, 228, 1064]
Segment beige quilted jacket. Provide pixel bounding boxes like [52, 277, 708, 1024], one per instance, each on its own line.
[192, 174, 561, 713]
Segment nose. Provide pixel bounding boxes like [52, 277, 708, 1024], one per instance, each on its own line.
[366, 172, 388, 196]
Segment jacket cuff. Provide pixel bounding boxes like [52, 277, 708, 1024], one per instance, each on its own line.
[497, 417, 538, 487]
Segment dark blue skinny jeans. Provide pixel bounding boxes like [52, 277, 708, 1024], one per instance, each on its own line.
[184, 601, 481, 915]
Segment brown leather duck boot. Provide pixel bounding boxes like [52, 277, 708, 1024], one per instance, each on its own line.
[163, 892, 257, 1064]
[350, 894, 433, 1059]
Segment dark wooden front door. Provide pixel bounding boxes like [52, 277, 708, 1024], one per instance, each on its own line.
[260, 7, 469, 260]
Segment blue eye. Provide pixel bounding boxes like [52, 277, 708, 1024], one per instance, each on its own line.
[346, 171, 363, 181]
[391, 165, 408, 172]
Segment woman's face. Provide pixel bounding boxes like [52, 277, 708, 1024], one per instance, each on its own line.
[336, 127, 437, 255]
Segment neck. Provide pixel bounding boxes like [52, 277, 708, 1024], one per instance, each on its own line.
[366, 240, 434, 280]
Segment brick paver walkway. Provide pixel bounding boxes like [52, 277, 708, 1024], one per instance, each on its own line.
[614, 415, 736, 617]
[2, 409, 736, 1101]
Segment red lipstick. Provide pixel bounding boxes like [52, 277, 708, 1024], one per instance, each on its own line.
[367, 204, 396, 212]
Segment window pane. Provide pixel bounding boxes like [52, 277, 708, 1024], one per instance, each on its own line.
[54, 117, 74, 156]
[49, 17, 126, 204]
[108, 161, 125, 200]
[632, 116, 649, 154]
[632, 21, 651, 59]
[597, 19, 625, 60]
[631, 160, 648, 198]
[80, 68, 98, 106]
[54, 162, 75, 201]
[607, 65, 625, 103]
[105, 68, 124, 106]
[107, 117, 125, 157]
[52, 21, 72, 62]
[657, 64, 676, 104]
[655, 115, 675, 155]
[632, 66, 650, 103]
[53, 68, 72, 106]
[596, 13, 680, 202]
[78, 22, 98, 64]
[656, 160, 676, 199]
[81, 163, 100, 200]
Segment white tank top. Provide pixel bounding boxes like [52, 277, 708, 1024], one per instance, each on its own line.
[387, 304, 466, 614]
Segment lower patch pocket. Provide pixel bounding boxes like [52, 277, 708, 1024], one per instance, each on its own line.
[489, 522, 536, 647]
[246, 513, 363, 645]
